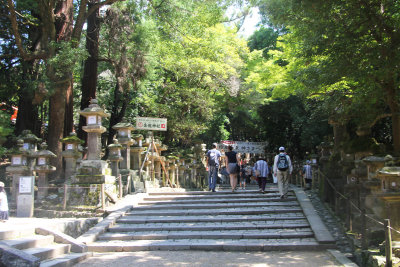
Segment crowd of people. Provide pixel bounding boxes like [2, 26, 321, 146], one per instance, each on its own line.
[206, 144, 307, 198]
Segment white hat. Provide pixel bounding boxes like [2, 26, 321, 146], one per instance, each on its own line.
[279, 146, 285, 151]
[0, 182, 4, 187]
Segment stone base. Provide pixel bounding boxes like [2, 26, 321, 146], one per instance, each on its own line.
[67, 183, 117, 207]
[78, 160, 112, 176]
[74, 174, 115, 184]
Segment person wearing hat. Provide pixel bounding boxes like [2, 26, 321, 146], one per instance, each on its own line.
[302, 160, 313, 190]
[205, 143, 222, 192]
[0, 181, 9, 222]
[273, 147, 293, 198]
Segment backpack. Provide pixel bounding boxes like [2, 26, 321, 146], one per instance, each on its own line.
[245, 166, 252, 176]
[277, 154, 289, 171]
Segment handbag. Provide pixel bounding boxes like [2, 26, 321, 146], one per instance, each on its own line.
[235, 164, 240, 173]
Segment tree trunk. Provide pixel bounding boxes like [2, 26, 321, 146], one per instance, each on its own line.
[47, 83, 67, 181]
[48, 0, 74, 180]
[77, 1, 100, 143]
[391, 109, 400, 154]
[15, 61, 40, 137]
[64, 78, 74, 137]
[384, 77, 400, 154]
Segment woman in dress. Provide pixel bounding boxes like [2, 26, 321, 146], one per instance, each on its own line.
[0, 182, 9, 222]
[225, 145, 240, 192]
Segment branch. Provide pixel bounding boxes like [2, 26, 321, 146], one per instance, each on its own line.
[86, 0, 122, 19]
[6, 0, 49, 61]
[367, 113, 392, 128]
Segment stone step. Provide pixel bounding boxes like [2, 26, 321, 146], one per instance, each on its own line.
[98, 229, 314, 241]
[40, 252, 92, 267]
[87, 238, 334, 252]
[138, 197, 297, 205]
[117, 214, 306, 224]
[142, 193, 294, 201]
[0, 234, 54, 250]
[132, 201, 300, 210]
[0, 227, 36, 240]
[125, 207, 303, 216]
[147, 189, 285, 196]
[108, 222, 311, 232]
[23, 243, 71, 261]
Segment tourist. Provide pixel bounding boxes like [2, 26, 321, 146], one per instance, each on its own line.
[0, 182, 9, 222]
[273, 147, 293, 198]
[206, 143, 222, 192]
[302, 160, 313, 190]
[239, 161, 249, 190]
[254, 156, 269, 193]
[225, 145, 240, 192]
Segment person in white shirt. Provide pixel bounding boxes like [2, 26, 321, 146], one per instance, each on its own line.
[302, 160, 313, 189]
[254, 157, 269, 193]
[0, 181, 9, 222]
[273, 147, 293, 198]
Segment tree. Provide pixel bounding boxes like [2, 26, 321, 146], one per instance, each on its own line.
[255, 0, 400, 153]
[5, 0, 121, 176]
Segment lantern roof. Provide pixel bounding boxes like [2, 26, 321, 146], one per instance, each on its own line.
[79, 99, 110, 118]
[108, 139, 122, 149]
[112, 119, 134, 131]
[18, 130, 41, 143]
[32, 142, 56, 158]
[60, 132, 84, 144]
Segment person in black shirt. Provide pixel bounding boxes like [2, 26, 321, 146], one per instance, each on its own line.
[225, 145, 240, 192]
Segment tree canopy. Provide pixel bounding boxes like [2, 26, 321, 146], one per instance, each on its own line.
[1, 0, 398, 161]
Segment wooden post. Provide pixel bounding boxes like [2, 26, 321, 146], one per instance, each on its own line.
[63, 184, 68, 210]
[385, 219, 393, 267]
[361, 208, 368, 250]
[101, 183, 105, 210]
[118, 174, 123, 199]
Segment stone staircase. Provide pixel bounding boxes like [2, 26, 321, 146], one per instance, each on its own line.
[0, 225, 91, 266]
[87, 184, 336, 252]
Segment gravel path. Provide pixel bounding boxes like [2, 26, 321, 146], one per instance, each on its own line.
[74, 251, 343, 267]
[304, 188, 354, 254]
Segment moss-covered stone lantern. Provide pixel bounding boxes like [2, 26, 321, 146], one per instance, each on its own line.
[107, 139, 123, 177]
[33, 142, 56, 199]
[78, 99, 110, 160]
[6, 139, 31, 201]
[61, 132, 84, 182]
[112, 120, 134, 170]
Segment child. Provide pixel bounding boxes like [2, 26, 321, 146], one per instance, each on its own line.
[0, 182, 9, 222]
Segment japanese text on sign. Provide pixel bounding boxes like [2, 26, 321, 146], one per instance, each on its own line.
[219, 141, 268, 154]
[136, 117, 167, 131]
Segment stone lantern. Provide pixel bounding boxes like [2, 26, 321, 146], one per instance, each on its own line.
[107, 139, 123, 177]
[112, 120, 134, 170]
[18, 130, 41, 171]
[6, 139, 30, 202]
[61, 132, 84, 183]
[113, 121, 134, 193]
[33, 142, 56, 199]
[130, 134, 145, 170]
[71, 99, 116, 208]
[78, 99, 110, 160]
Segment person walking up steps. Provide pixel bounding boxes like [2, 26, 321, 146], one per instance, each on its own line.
[273, 147, 293, 198]
[225, 145, 240, 192]
[206, 143, 221, 192]
[302, 160, 313, 190]
[255, 157, 269, 193]
[0, 182, 9, 222]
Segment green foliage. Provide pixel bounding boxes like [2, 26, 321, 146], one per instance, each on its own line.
[247, 26, 279, 58]
[0, 110, 13, 156]
[254, 0, 400, 150]
[48, 41, 88, 79]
